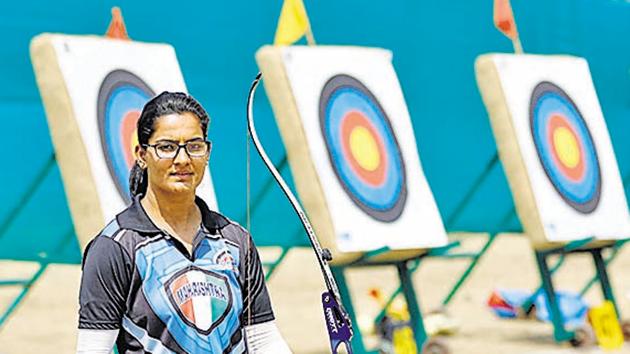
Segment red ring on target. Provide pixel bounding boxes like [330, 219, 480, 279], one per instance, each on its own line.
[121, 111, 141, 167]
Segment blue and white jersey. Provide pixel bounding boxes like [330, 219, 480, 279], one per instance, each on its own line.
[78, 196, 274, 353]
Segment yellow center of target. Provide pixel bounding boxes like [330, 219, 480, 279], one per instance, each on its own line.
[552, 127, 580, 168]
[349, 126, 381, 172]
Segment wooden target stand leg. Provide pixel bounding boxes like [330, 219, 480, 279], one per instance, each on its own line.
[590, 245, 623, 316]
[534, 249, 575, 343]
[529, 239, 627, 345]
[396, 260, 430, 352]
[579, 240, 627, 297]
[520, 238, 594, 317]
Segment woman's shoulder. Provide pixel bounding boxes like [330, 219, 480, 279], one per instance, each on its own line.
[85, 214, 145, 261]
[94, 214, 144, 243]
[98, 218, 124, 238]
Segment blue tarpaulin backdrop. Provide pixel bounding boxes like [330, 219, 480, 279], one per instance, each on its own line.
[1, 1, 629, 263]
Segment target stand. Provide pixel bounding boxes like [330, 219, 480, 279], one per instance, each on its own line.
[476, 53, 630, 345]
[255, 45, 494, 353]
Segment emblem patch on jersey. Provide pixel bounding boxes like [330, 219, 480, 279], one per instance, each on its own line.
[213, 249, 236, 270]
[165, 267, 232, 334]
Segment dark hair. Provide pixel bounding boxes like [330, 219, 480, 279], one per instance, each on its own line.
[129, 91, 210, 198]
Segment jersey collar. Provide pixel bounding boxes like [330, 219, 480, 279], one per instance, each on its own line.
[116, 195, 230, 235]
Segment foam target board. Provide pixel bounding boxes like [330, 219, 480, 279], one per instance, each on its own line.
[475, 54, 630, 248]
[30, 34, 218, 249]
[256, 46, 448, 264]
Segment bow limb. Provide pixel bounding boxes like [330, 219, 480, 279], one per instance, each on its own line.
[246, 72, 354, 353]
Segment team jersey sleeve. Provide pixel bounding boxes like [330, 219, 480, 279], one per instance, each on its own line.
[78, 235, 132, 330]
[239, 232, 275, 325]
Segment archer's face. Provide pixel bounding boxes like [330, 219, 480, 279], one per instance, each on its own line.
[138, 112, 209, 196]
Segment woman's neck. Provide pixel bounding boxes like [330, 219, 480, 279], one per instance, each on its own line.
[141, 187, 200, 242]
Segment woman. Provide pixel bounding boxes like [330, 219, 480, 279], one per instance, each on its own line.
[77, 92, 291, 353]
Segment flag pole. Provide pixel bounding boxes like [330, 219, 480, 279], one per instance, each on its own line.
[305, 21, 316, 46]
[303, 2, 316, 45]
[511, 8, 523, 54]
[513, 35, 523, 54]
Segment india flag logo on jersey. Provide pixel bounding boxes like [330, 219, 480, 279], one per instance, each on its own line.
[166, 267, 232, 333]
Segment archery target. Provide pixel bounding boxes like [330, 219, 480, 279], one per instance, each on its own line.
[530, 81, 601, 214]
[319, 74, 407, 222]
[475, 54, 630, 246]
[98, 70, 155, 203]
[256, 46, 448, 256]
[31, 34, 218, 249]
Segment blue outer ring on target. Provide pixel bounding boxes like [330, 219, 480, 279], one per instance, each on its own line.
[529, 81, 601, 214]
[98, 69, 155, 203]
[319, 74, 407, 222]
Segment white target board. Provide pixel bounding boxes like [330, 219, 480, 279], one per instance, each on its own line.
[257, 46, 447, 264]
[31, 34, 218, 249]
[475, 54, 630, 248]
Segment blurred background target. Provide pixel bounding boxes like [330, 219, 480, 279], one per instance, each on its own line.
[319, 74, 407, 222]
[529, 81, 601, 214]
[97, 69, 155, 203]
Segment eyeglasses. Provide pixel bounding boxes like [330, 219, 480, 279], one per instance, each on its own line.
[143, 140, 212, 159]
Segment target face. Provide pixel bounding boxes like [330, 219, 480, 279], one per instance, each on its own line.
[319, 74, 407, 222]
[97, 70, 155, 203]
[529, 81, 601, 214]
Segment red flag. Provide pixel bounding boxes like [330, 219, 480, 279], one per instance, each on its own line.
[494, 0, 518, 40]
[105, 7, 130, 40]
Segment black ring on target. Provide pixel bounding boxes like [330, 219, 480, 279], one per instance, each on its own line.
[319, 74, 407, 222]
[97, 69, 155, 203]
[529, 81, 601, 214]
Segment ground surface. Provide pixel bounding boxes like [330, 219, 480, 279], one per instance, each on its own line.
[1, 234, 629, 353]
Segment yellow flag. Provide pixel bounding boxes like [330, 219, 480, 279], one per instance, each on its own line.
[274, 0, 309, 45]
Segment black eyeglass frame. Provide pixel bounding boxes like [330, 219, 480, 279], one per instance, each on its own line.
[142, 140, 212, 159]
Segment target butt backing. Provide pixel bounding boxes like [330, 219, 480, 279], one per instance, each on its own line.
[256, 45, 448, 265]
[475, 54, 630, 249]
[31, 34, 218, 249]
